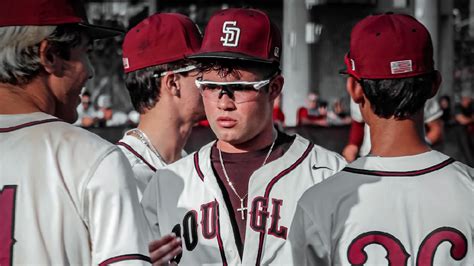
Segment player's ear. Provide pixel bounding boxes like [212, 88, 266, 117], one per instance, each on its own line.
[346, 76, 364, 104]
[268, 75, 283, 102]
[163, 73, 180, 97]
[39, 40, 64, 76]
[429, 71, 442, 98]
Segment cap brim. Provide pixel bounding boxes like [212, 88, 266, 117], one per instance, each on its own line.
[188, 51, 278, 64]
[78, 23, 124, 39]
[339, 68, 348, 75]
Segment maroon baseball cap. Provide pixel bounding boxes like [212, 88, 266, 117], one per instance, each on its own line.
[122, 13, 202, 73]
[0, 0, 123, 39]
[342, 13, 435, 80]
[188, 8, 282, 65]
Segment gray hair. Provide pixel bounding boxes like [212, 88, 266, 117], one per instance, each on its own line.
[0, 25, 83, 85]
[0, 26, 56, 85]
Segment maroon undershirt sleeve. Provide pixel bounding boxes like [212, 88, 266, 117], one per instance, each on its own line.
[348, 119, 365, 147]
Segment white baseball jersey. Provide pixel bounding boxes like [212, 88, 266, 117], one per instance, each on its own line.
[117, 132, 186, 200]
[0, 112, 151, 265]
[141, 134, 346, 265]
[351, 98, 443, 155]
[289, 150, 474, 266]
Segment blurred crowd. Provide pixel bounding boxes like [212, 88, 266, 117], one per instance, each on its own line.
[439, 90, 474, 133]
[75, 87, 474, 134]
[73, 12, 473, 135]
[74, 91, 139, 128]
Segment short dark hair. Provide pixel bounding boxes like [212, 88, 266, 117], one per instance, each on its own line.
[124, 60, 196, 114]
[359, 72, 436, 119]
[198, 59, 280, 83]
[47, 24, 84, 60]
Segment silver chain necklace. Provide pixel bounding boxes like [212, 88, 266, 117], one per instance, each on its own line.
[218, 132, 277, 220]
[126, 128, 166, 164]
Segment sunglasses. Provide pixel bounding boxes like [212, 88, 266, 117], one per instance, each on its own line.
[152, 65, 197, 78]
[195, 77, 273, 104]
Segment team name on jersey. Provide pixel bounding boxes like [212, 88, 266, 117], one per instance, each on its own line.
[171, 197, 288, 260]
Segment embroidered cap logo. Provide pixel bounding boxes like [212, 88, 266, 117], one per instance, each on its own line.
[220, 21, 240, 47]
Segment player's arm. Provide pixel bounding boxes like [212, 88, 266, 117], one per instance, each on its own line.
[423, 99, 444, 145]
[84, 148, 151, 265]
[425, 118, 443, 145]
[342, 119, 364, 162]
[455, 113, 474, 125]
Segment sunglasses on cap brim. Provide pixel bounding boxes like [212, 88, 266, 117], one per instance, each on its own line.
[152, 65, 198, 78]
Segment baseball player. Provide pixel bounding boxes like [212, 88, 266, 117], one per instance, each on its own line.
[118, 13, 205, 200]
[141, 8, 346, 265]
[343, 97, 444, 162]
[0, 0, 150, 264]
[289, 13, 474, 265]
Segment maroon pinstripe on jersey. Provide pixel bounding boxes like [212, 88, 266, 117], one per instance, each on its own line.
[215, 201, 228, 266]
[255, 142, 314, 265]
[117, 141, 157, 172]
[194, 152, 205, 181]
[0, 118, 62, 133]
[342, 157, 454, 176]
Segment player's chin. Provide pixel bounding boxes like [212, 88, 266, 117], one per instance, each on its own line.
[215, 130, 248, 146]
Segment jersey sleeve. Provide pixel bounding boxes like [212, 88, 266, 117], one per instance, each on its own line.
[350, 99, 364, 123]
[83, 148, 151, 265]
[288, 203, 331, 266]
[424, 98, 443, 123]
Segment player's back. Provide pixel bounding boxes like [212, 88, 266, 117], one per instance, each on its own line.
[293, 150, 474, 266]
[0, 113, 149, 264]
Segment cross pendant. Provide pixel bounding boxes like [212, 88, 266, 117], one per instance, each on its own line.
[236, 199, 247, 220]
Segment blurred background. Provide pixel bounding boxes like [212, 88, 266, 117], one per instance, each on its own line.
[79, 0, 473, 165]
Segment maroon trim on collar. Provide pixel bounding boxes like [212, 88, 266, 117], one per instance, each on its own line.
[343, 157, 455, 177]
[99, 254, 151, 266]
[0, 118, 62, 133]
[255, 142, 314, 265]
[194, 152, 205, 181]
[117, 141, 157, 172]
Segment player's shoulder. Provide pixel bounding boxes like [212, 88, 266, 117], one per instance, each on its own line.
[53, 120, 117, 155]
[296, 166, 357, 218]
[116, 134, 148, 167]
[451, 160, 474, 184]
[294, 134, 347, 168]
[7, 112, 115, 154]
[155, 141, 214, 179]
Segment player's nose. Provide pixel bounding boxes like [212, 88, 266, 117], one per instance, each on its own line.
[217, 93, 236, 110]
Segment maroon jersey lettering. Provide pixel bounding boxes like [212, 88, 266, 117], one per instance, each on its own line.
[347, 231, 409, 266]
[200, 202, 217, 239]
[267, 199, 287, 239]
[416, 227, 468, 266]
[250, 197, 269, 233]
[0, 185, 17, 266]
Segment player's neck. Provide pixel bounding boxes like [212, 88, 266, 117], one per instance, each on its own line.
[217, 124, 276, 153]
[0, 78, 55, 115]
[369, 116, 430, 157]
[138, 109, 193, 164]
